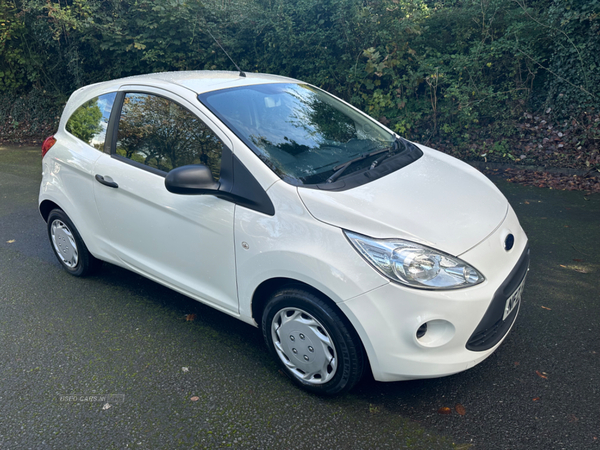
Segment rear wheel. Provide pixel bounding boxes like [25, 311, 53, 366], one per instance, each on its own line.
[262, 287, 364, 395]
[47, 209, 101, 276]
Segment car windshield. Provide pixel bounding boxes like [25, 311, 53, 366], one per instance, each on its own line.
[198, 83, 397, 185]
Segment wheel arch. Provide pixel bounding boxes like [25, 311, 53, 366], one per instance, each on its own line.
[250, 277, 371, 375]
[39, 199, 62, 222]
[40, 199, 106, 264]
[252, 278, 312, 325]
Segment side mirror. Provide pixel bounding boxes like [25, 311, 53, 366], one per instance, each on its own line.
[165, 164, 220, 195]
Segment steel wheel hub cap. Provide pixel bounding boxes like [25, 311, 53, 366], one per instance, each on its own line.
[50, 220, 78, 268]
[271, 307, 337, 384]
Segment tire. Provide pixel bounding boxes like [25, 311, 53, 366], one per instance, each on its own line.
[262, 287, 365, 395]
[47, 209, 101, 277]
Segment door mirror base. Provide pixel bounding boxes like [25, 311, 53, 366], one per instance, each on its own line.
[164, 149, 274, 216]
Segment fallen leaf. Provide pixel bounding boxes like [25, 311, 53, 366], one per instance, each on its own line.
[438, 407, 452, 415]
[455, 404, 466, 416]
[514, 361, 520, 366]
[6, 239, 15, 243]
[560, 265, 567, 268]
[541, 306, 552, 310]
[569, 414, 579, 423]
[573, 259, 584, 262]
[533, 397, 540, 401]
[190, 396, 199, 402]
[535, 370, 548, 379]
[185, 314, 196, 321]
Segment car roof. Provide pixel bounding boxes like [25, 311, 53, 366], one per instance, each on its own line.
[61, 70, 303, 134]
[86, 71, 300, 95]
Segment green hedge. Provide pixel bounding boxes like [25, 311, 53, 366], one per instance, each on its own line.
[1, 0, 598, 169]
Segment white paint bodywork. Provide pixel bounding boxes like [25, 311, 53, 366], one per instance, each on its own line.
[39, 71, 528, 383]
[338, 205, 527, 381]
[297, 146, 509, 255]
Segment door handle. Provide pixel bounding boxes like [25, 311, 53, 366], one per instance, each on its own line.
[95, 174, 119, 188]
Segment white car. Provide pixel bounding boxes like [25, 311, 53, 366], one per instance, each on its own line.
[39, 71, 529, 394]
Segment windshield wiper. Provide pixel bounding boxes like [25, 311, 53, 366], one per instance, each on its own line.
[368, 137, 410, 170]
[325, 137, 412, 184]
[325, 148, 389, 183]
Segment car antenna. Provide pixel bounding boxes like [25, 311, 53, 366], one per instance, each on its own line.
[207, 29, 246, 77]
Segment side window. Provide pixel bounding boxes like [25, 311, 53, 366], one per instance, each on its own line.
[66, 92, 116, 150]
[115, 93, 222, 180]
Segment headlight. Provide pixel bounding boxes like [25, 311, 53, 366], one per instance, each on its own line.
[344, 231, 484, 289]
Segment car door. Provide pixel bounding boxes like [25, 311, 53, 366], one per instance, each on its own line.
[92, 87, 238, 313]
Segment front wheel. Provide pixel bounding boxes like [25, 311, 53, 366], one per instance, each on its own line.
[47, 209, 101, 277]
[262, 287, 365, 395]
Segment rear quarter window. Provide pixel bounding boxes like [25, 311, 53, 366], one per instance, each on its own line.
[66, 92, 116, 150]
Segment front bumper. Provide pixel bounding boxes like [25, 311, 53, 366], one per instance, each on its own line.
[466, 246, 529, 351]
[338, 205, 528, 382]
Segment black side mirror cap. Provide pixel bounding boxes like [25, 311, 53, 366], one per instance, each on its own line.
[165, 165, 220, 195]
[165, 149, 275, 216]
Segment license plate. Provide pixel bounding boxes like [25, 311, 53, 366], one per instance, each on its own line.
[503, 275, 526, 321]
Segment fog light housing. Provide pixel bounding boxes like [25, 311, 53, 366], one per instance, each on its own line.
[416, 323, 428, 339]
[415, 320, 455, 348]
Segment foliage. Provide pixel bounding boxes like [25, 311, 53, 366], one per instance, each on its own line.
[0, 0, 597, 171]
[0, 88, 62, 142]
[543, 0, 599, 118]
[0, 0, 27, 91]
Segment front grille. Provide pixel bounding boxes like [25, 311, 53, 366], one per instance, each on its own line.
[467, 313, 511, 350]
[466, 245, 530, 352]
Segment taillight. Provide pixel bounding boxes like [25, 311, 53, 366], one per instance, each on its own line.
[42, 135, 56, 158]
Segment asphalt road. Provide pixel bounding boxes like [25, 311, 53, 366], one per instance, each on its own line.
[1, 145, 598, 449]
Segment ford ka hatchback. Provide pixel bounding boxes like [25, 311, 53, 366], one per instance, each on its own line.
[39, 71, 529, 394]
